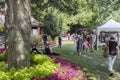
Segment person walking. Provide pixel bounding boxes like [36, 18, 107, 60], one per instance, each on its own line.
[76, 34, 84, 55]
[90, 31, 96, 52]
[72, 33, 77, 45]
[58, 35, 62, 48]
[67, 33, 71, 40]
[107, 34, 119, 76]
[83, 38, 90, 55]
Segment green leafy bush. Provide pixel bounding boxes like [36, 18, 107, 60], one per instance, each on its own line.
[0, 54, 60, 80]
[10, 67, 33, 80]
[0, 53, 5, 61]
[30, 54, 54, 65]
[35, 61, 59, 78]
[0, 71, 10, 80]
[9, 61, 59, 80]
[0, 62, 7, 72]
[0, 25, 4, 32]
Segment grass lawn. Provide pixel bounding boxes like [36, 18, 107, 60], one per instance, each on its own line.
[53, 40, 120, 80]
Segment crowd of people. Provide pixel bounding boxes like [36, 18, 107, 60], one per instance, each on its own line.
[70, 31, 96, 55]
[30, 30, 97, 56]
[31, 33, 61, 55]
[30, 31, 120, 77]
[71, 32, 120, 77]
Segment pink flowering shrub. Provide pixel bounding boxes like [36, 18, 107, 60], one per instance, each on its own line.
[41, 56, 86, 80]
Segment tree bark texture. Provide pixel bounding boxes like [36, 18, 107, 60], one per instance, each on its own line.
[5, 0, 31, 69]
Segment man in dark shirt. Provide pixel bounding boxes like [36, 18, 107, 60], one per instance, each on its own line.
[58, 35, 62, 48]
[45, 44, 53, 55]
[108, 34, 119, 76]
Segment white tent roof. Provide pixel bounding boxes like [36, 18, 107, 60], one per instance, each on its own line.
[97, 19, 120, 32]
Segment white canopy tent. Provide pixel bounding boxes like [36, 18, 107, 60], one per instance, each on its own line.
[96, 19, 120, 49]
[97, 19, 120, 33]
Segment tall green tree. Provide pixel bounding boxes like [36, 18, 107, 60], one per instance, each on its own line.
[43, 7, 63, 40]
[31, 0, 82, 34]
[31, 0, 120, 34]
[94, 0, 120, 25]
[5, 0, 31, 69]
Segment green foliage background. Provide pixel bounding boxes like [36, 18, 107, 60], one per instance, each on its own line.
[31, 0, 120, 28]
[1, 0, 120, 38]
[0, 53, 60, 80]
[1, 0, 120, 39]
[0, 25, 4, 32]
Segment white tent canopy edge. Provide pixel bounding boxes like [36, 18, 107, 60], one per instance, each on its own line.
[96, 19, 120, 50]
[97, 19, 120, 33]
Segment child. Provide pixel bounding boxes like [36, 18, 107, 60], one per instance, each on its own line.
[83, 39, 90, 55]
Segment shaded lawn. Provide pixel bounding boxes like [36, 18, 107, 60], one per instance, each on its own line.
[53, 41, 120, 80]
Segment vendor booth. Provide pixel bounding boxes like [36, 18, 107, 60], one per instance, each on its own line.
[96, 19, 120, 49]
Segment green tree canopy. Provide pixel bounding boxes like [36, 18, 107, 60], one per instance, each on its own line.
[43, 7, 63, 40]
[31, 0, 120, 34]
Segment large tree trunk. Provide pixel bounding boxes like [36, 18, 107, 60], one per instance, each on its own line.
[5, 0, 31, 69]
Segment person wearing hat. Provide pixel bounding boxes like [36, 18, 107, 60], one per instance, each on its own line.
[107, 34, 119, 76]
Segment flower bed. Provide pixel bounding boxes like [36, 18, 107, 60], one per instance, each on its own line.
[0, 52, 86, 80]
[42, 56, 86, 80]
[0, 48, 5, 54]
